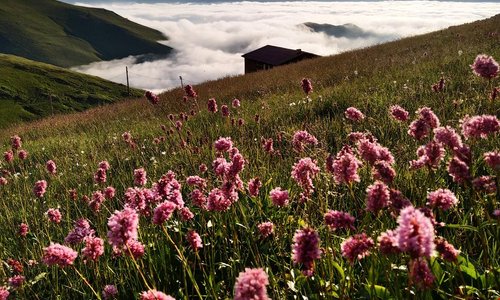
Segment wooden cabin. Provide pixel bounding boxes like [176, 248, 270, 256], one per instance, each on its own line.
[241, 45, 319, 74]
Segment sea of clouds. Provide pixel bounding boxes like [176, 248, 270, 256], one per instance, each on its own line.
[71, 1, 500, 92]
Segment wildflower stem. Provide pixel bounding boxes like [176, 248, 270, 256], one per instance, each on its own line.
[125, 244, 154, 291]
[161, 225, 203, 299]
[72, 265, 101, 300]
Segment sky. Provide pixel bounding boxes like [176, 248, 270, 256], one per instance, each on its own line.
[69, 1, 500, 92]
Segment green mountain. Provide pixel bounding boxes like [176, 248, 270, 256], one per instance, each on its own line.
[0, 0, 172, 67]
[0, 54, 142, 128]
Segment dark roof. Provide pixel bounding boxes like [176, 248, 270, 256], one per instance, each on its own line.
[242, 45, 319, 66]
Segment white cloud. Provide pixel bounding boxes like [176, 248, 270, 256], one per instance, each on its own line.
[72, 1, 500, 92]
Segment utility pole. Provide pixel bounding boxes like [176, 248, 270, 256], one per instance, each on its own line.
[179, 76, 184, 90]
[126, 66, 130, 96]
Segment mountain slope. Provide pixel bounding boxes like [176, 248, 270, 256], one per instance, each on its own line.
[0, 0, 172, 67]
[0, 54, 142, 128]
[0, 14, 499, 299]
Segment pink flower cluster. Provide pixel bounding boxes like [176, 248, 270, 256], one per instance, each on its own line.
[82, 236, 105, 262]
[42, 243, 78, 267]
[292, 228, 321, 276]
[107, 207, 139, 252]
[187, 230, 203, 251]
[365, 181, 390, 214]
[341, 233, 374, 264]
[145, 91, 159, 105]
[427, 189, 458, 211]
[46, 208, 62, 224]
[389, 105, 409, 122]
[395, 206, 435, 258]
[247, 177, 262, 197]
[470, 54, 499, 79]
[65, 218, 95, 244]
[291, 157, 319, 195]
[257, 222, 274, 238]
[233, 268, 269, 300]
[326, 146, 362, 185]
[345, 107, 365, 122]
[269, 187, 289, 207]
[324, 210, 355, 231]
[292, 130, 318, 152]
[461, 115, 499, 139]
[185, 85, 197, 98]
[301, 78, 313, 95]
[208, 98, 218, 113]
[134, 168, 147, 186]
[408, 107, 440, 140]
[140, 290, 175, 300]
[33, 180, 48, 198]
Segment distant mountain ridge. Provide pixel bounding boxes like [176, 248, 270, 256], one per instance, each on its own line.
[0, 0, 172, 67]
[301, 22, 397, 41]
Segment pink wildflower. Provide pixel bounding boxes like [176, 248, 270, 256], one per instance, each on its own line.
[396, 206, 435, 258]
[389, 105, 409, 122]
[292, 130, 318, 152]
[409, 258, 435, 289]
[89, 190, 105, 212]
[0, 287, 8, 300]
[186, 176, 206, 189]
[185, 85, 197, 98]
[327, 149, 362, 185]
[341, 233, 374, 264]
[365, 181, 390, 214]
[107, 207, 139, 249]
[94, 168, 107, 184]
[36, 173, 55, 190]
[372, 161, 396, 183]
[408, 118, 430, 140]
[208, 98, 218, 113]
[11, 135, 22, 150]
[82, 236, 105, 262]
[18, 150, 28, 160]
[0, 177, 7, 186]
[102, 285, 118, 300]
[134, 168, 147, 186]
[126, 240, 145, 259]
[104, 186, 116, 199]
[472, 176, 497, 193]
[431, 77, 445, 93]
[461, 115, 499, 139]
[433, 126, 463, 149]
[42, 243, 78, 267]
[190, 189, 207, 208]
[345, 107, 365, 121]
[199, 163, 208, 173]
[65, 218, 95, 244]
[491, 87, 499, 101]
[378, 230, 400, 255]
[4, 150, 13, 163]
[221, 105, 230, 117]
[448, 157, 470, 184]
[257, 222, 274, 238]
[8, 275, 25, 288]
[46, 208, 62, 224]
[234, 268, 270, 300]
[248, 177, 262, 197]
[435, 237, 459, 262]
[207, 188, 232, 211]
[46, 160, 57, 175]
[292, 228, 321, 276]
[324, 210, 355, 231]
[261, 138, 274, 154]
[291, 157, 320, 193]
[301, 78, 313, 95]
[99, 161, 110, 171]
[152, 201, 176, 225]
[179, 207, 194, 221]
[484, 151, 500, 171]
[18, 223, 29, 237]
[140, 290, 175, 300]
[7, 259, 23, 274]
[232, 98, 241, 108]
[470, 54, 499, 79]
[214, 137, 233, 153]
[427, 189, 458, 211]
[417, 107, 440, 129]
[145, 91, 159, 105]
[187, 230, 203, 251]
[269, 187, 289, 207]
[357, 138, 394, 165]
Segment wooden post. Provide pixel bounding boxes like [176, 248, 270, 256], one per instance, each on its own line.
[179, 76, 184, 90]
[126, 66, 130, 96]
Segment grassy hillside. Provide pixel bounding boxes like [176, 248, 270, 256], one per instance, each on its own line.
[0, 54, 142, 128]
[0, 14, 499, 299]
[0, 0, 172, 67]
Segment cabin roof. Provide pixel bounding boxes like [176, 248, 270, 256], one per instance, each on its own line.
[242, 45, 319, 66]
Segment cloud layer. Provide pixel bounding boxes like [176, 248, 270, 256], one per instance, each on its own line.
[72, 1, 500, 92]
